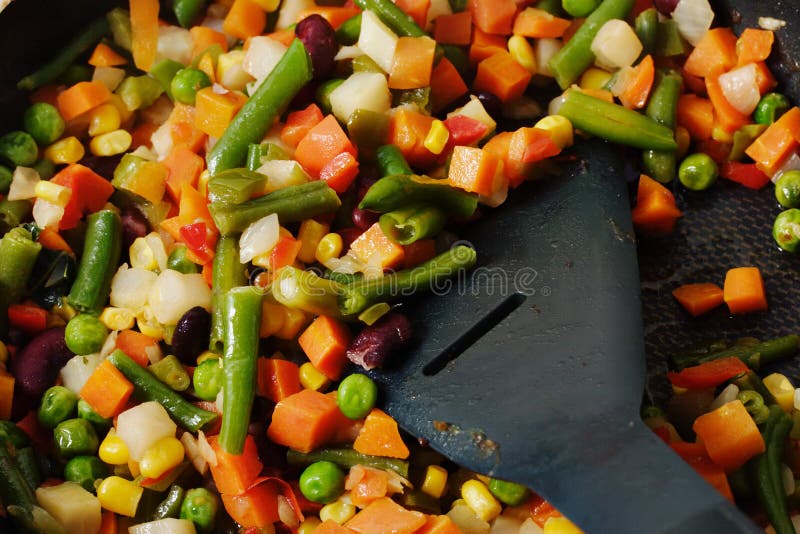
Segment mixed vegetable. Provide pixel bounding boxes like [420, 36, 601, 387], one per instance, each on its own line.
[1, 0, 800, 532]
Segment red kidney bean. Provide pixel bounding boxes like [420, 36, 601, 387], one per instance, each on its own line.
[654, 0, 678, 15]
[11, 327, 74, 401]
[171, 306, 211, 365]
[120, 204, 150, 251]
[351, 207, 379, 230]
[295, 14, 337, 81]
[474, 90, 502, 122]
[346, 312, 412, 370]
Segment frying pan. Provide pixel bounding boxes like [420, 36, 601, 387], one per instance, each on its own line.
[0, 1, 798, 533]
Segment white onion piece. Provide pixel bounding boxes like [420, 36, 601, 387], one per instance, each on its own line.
[710, 383, 739, 411]
[519, 518, 545, 534]
[180, 432, 208, 475]
[772, 151, 800, 183]
[7, 166, 39, 200]
[239, 212, 280, 264]
[672, 0, 714, 46]
[534, 38, 562, 77]
[116, 402, 177, 461]
[32, 199, 64, 230]
[60, 353, 104, 394]
[490, 515, 523, 534]
[110, 265, 158, 310]
[591, 19, 642, 70]
[157, 26, 193, 65]
[256, 160, 309, 194]
[147, 270, 212, 325]
[718, 63, 760, 115]
[129, 518, 197, 534]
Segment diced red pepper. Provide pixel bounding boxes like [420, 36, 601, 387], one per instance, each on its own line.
[443, 115, 489, 147]
[269, 235, 303, 271]
[666, 357, 749, 389]
[7, 304, 48, 335]
[319, 151, 360, 193]
[180, 222, 208, 251]
[719, 162, 771, 190]
[50, 164, 115, 230]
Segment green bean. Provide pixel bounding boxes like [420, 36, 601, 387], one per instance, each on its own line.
[773, 209, 800, 253]
[0, 432, 38, 523]
[0, 422, 30, 449]
[379, 205, 447, 245]
[750, 405, 794, 534]
[153, 485, 185, 520]
[219, 287, 262, 455]
[359, 174, 477, 218]
[149, 355, 191, 392]
[68, 210, 122, 315]
[107, 8, 132, 50]
[209, 180, 341, 235]
[287, 448, 409, 478]
[0, 227, 41, 336]
[207, 39, 313, 175]
[564, 0, 601, 18]
[733, 371, 777, 407]
[634, 8, 658, 56]
[316, 79, 346, 116]
[754, 93, 790, 125]
[736, 390, 769, 425]
[15, 447, 42, 492]
[654, 19, 685, 57]
[548, 0, 635, 89]
[339, 245, 477, 316]
[108, 350, 219, 432]
[642, 70, 680, 183]
[336, 13, 362, 45]
[488, 478, 531, 506]
[206, 168, 268, 206]
[209, 236, 246, 353]
[678, 153, 718, 191]
[272, 266, 345, 317]
[17, 16, 110, 90]
[376, 145, 414, 176]
[672, 335, 799, 371]
[537, 0, 565, 15]
[557, 88, 678, 151]
[174, 0, 207, 27]
[353, 0, 425, 37]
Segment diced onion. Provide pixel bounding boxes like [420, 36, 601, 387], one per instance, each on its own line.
[60, 354, 104, 394]
[110, 264, 158, 310]
[672, 0, 714, 46]
[100, 330, 118, 358]
[243, 36, 288, 93]
[256, 160, 310, 194]
[534, 38, 562, 77]
[490, 515, 524, 534]
[718, 63, 760, 115]
[180, 432, 208, 475]
[157, 26, 193, 65]
[759, 17, 786, 31]
[197, 430, 218, 468]
[147, 270, 212, 325]
[590, 19, 642, 70]
[7, 166, 40, 200]
[710, 383, 739, 410]
[240, 212, 280, 264]
[116, 401, 177, 461]
[129, 518, 198, 534]
[32, 199, 64, 230]
[278, 496, 300, 528]
[772, 151, 800, 183]
[334, 45, 365, 61]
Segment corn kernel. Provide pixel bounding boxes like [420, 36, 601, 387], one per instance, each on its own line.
[421, 465, 448, 498]
[34, 181, 72, 207]
[216, 50, 251, 92]
[197, 350, 219, 365]
[99, 307, 136, 331]
[136, 307, 164, 340]
[315, 233, 343, 264]
[260, 301, 287, 338]
[298, 517, 322, 534]
[508, 35, 537, 74]
[128, 460, 141, 478]
[139, 436, 185, 479]
[0, 341, 8, 365]
[543, 516, 584, 534]
[44, 136, 85, 165]
[423, 119, 450, 155]
[99, 429, 130, 465]
[534, 115, 573, 148]
[319, 500, 356, 524]
[97, 476, 143, 517]
[197, 170, 211, 199]
[675, 126, 690, 159]
[251, 250, 273, 269]
[297, 220, 331, 264]
[90, 129, 132, 157]
[107, 93, 134, 124]
[461, 479, 502, 522]
[579, 67, 613, 91]
[299, 362, 330, 391]
[274, 306, 309, 340]
[252, 0, 280, 11]
[130, 237, 158, 271]
[764, 373, 795, 412]
[88, 103, 122, 137]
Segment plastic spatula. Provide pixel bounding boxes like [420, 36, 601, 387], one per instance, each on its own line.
[368, 140, 761, 533]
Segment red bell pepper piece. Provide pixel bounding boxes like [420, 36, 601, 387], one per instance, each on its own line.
[50, 164, 115, 230]
[443, 115, 489, 147]
[319, 151, 360, 193]
[269, 235, 303, 271]
[666, 357, 749, 389]
[180, 222, 208, 251]
[7, 304, 48, 334]
[720, 162, 771, 190]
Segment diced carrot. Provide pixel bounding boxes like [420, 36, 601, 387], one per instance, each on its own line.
[473, 51, 532, 103]
[746, 107, 800, 176]
[753, 61, 777, 94]
[296, 6, 361, 29]
[616, 55, 655, 110]
[163, 147, 205, 203]
[320, 152, 360, 194]
[402, 238, 436, 269]
[736, 28, 774, 66]
[131, 0, 160, 71]
[115, 329, 159, 367]
[88, 43, 127, 67]
[345, 497, 426, 534]
[257, 358, 301, 402]
[353, 409, 410, 459]
[631, 175, 682, 235]
[468, 0, 516, 35]
[672, 283, 724, 317]
[429, 58, 468, 113]
[676, 94, 714, 141]
[349, 222, 406, 270]
[693, 400, 765, 471]
[194, 87, 248, 138]
[393, 0, 430, 28]
[281, 103, 324, 149]
[56, 81, 111, 121]
[294, 115, 358, 179]
[37, 227, 73, 255]
[223, 0, 266, 40]
[388, 108, 437, 168]
[269, 234, 303, 271]
[190, 26, 229, 59]
[171, 121, 207, 154]
[7, 304, 47, 334]
[636, 173, 674, 204]
[447, 145, 502, 197]
[416, 515, 462, 534]
[298, 316, 352, 381]
[315, 520, 357, 534]
[723, 266, 767, 314]
[434, 12, 473, 46]
[483, 130, 513, 164]
[512, 7, 571, 38]
[504, 127, 560, 188]
[221, 479, 280, 527]
[267, 389, 348, 453]
[50, 163, 115, 230]
[345, 465, 390, 508]
[267, 29, 297, 47]
[196, 52, 217, 84]
[0, 373, 14, 420]
[469, 27, 507, 64]
[670, 442, 734, 502]
[208, 434, 264, 495]
[99, 510, 118, 534]
[705, 74, 749, 134]
[389, 36, 437, 90]
[79, 360, 134, 419]
[682, 70, 707, 97]
[683, 27, 738, 78]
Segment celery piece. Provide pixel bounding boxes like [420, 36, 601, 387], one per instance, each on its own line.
[150, 59, 185, 100]
[107, 8, 133, 51]
[347, 109, 390, 157]
[207, 168, 268, 206]
[729, 124, 768, 162]
[246, 142, 289, 171]
[115, 76, 165, 112]
[0, 227, 42, 335]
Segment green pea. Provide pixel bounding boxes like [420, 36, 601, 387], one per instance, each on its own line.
[65, 314, 109, 355]
[488, 478, 530, 506]
[773, 209, 800, 253]
[775, 170, 800, 208]
[562, 0, 599, 17]
[180, 487, 219, 533]
[171, 68, 212, 105]
[678, 153, 718, 191]
[336, 373, 378, 420]
[23, 103, 66, 146]
[77, 399, 113, 428]
[299, 461, 345, 504]
[193, 358, 223, 401]
[64, 455, 108, 493]
[32, 158, 56, 180]
[754, 93, 790, 125]
[168, 244, 199, 274]
[38, 386, 78, 429]
[0, 131, 39, 167]
[0, 164, 12, 195]
[53, 418, 99, 458]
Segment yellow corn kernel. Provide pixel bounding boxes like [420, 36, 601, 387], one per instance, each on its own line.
[197, 170, 211, 199]
[197, 350, 219, 365]
[711, 125, 734, 144]
[421, 465, 448, 498]
[260, 301, 287, 338]
[675, 126, 691, 160]
[274, 306, 309, 340]
[298, 517, 322, 534]
[99, 429, 130, 465]
[88, 103, 122, 137]
[543, 516, 584, 534]
[315, 233, 343, 264]
[130, 237, 158, 271]
[461, 479, 502, 522]
[764, 373, 795, 412]
[508, 35, 537, 74]
[99, 307, 136, 331]
[90, 129, 132, 157]
[128, 460, 141, 478]
[216, 50, 251, 92]
[297, 220, 331, 264]
[299, 362, 330, 392]
[0, 341, 8, 365]
[534, 115, 573, 148]
[107, 93, 134, 124]
[139, 436, 185, 479]
[97, 476, 143, 517]
[34, 181, 72, 207]
[423, 120, 450, 155]
[319, 500, 356, 524]
[252, 0, 280, 11]
[136, 308, 164, 341]
[44, 136, 85, 165]
[579, 67, 613, 91]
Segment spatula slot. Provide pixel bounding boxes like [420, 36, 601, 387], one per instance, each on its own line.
[422, 292, 528, 376]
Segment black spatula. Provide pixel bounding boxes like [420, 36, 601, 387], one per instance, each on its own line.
[369, 140, 761, 533]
